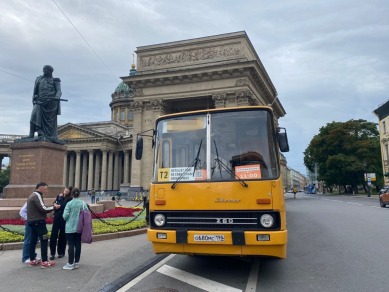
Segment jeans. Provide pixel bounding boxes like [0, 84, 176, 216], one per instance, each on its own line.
[91, 195, 96, 204]
[66, 233, 82, 265]
[29, 220, 49, 262]
[22, 221, 37, 262]
[49, 215, 67, 256]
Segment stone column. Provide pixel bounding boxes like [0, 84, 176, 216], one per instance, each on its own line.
[0, 155, 3, 173]
[94, 152, 101, 190]
[87, 150, 94, 191]
[81, 152, 88, 191]
[75, 150, 81, 188]
[101, 149, 108, 191]
[130, 101, 143, 188]
[113, 151, 119, 190]
[107, 151, 113, 191]
[68, 153, 75, 187]
[63, 152, 68, 186]
[123, 150, 129, 184]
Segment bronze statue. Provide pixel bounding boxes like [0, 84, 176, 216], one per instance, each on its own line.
[26, 65, 67, 144]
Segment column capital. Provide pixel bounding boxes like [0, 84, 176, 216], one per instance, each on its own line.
[212, 93, 227, 107]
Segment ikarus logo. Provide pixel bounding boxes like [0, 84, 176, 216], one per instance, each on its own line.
[216, 218, 234, 224]
[215, 198, 240, 203]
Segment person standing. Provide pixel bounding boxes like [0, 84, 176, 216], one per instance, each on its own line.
[49, 186, 73, 260]
[28, 65, 62, 141]
[63, 188, 87, 270]
[27, 182, 60, 268]
[292, 186, 298, 199]
[89, 188, 96, 204]
[19, 202, 39, 264]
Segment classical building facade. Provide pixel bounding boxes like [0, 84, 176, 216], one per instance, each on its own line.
[2, 31, 288, 194]
[374, 100, 389, 186]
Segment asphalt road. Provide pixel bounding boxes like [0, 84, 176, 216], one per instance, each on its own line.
[1, 193, 388, 291]
[118, 193, 389, 292]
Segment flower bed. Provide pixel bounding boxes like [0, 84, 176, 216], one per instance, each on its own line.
[0, 206, 147, 244]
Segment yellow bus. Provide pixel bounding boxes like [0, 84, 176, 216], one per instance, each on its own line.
[136, 106, 290, 258]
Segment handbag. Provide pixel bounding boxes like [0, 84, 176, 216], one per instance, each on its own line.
[77, 202, 93, 244]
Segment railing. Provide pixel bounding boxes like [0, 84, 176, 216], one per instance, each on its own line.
[0, 134, 26, 143]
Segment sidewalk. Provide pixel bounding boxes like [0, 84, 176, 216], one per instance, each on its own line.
[0, 229, 151, 292]
[0, 198, 150, 291]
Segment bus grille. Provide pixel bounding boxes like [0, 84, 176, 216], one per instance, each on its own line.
[150, 211, 280, 230]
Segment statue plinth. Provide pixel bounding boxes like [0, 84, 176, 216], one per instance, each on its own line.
[3, 141, 66, 198]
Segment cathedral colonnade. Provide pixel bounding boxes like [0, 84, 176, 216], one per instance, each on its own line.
[62, 148, 132, 192]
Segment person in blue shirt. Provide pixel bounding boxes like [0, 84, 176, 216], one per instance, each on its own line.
[62, 187, 88, 270]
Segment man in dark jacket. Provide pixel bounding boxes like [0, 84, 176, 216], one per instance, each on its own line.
[27, 182, 59, 268]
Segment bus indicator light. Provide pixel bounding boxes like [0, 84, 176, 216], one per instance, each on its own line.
[157, 233, 167, 239]
[257, 234, 270, 241]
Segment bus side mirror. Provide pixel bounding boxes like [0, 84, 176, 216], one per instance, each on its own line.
[277, 127, 289, 152]
[135, 136, 143, 160]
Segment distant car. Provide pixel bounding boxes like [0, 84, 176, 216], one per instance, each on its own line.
[379, 189, 389, 207]
[379, 186, 389, 195]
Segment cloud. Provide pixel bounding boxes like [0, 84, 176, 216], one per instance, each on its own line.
[1, 0, 388, 175]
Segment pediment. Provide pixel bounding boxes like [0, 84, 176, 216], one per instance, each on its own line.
[59, 128, 94, 139]
[58, 123, 105, 140]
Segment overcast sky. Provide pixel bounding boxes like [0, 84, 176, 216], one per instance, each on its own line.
[1, 0, 388, 175]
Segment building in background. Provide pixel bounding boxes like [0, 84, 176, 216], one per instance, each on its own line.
[1, 31, 293, 195]
[374, 100, 389, 186]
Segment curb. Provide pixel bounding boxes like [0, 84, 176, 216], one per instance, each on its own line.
[0, 227, 148, 251]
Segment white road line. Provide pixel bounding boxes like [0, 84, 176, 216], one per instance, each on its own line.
[157, 264, 242, 292]
[322, 197, 382, 209]
[116, 254, 176, 292]
[245, 258, 260, 291]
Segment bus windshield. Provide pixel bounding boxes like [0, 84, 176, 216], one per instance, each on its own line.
[153, 109, 280, 183]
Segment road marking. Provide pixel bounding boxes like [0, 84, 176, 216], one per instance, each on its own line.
[245, 258, 260, 291]
[157, 264, 242, 292]
[116, 254, 176, 292]
[322, 198, 381, 208]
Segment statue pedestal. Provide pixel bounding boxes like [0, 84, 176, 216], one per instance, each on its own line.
[3, 141, 66, 198]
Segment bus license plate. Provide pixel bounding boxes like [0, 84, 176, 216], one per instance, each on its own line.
[194, 234, 225, 242]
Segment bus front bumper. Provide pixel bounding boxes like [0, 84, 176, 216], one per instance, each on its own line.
[147, 229, 287, 258]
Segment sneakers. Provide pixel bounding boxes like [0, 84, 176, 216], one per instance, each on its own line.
[63, 263, 75, 270]
[74, 262, 79, 269]
[28, 259, 42, 267]
[25, 257, 41, 264]
[41, 261, 55, 269]
[49, 255, 55, 260]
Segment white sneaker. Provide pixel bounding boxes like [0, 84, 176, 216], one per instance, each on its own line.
[63, 263, 75, 270]
[74, 262, 79, 269]
[23, 256, 40, 264]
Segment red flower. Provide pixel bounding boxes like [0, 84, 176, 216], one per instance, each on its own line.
[0, 207, 141, 225]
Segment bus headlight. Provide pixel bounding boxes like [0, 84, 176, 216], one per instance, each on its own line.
[154, 214, 166, 227]
[260, 214, 274, 228]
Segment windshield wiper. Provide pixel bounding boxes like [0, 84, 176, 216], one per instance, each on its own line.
[213, 140, 248, 187]
[171, 139, 202, 189]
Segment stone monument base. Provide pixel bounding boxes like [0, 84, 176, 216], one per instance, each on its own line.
[3, 141, 66, 198]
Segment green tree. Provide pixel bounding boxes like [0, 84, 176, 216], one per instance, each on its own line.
[304, 119, 382, 193]
[0, 166, 10, 193]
